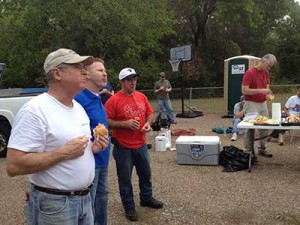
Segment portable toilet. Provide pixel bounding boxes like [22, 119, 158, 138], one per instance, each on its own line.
[223, 55, 261, 117]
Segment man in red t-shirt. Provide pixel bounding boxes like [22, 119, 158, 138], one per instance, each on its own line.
[105, 68, 163, 222]
[242, 54, 277, 158]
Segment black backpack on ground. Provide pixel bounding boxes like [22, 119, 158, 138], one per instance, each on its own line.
[151, 112, 171, 131]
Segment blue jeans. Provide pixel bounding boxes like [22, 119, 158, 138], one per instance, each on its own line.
[157, 99, 175, 122]
[232, 118, 242, 134]
[25, 185, 93, 225]
[90, 167, 109, 225]
[113, 144, 152, 210]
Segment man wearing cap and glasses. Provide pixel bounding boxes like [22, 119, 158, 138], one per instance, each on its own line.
[6, 48, 109, 225]
[242, 53, 277, 158]
[105, 68, 163, 222]
[154, 72, 176, 124]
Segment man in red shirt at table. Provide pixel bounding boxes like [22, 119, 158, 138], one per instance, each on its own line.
[242, 54, 277, 158]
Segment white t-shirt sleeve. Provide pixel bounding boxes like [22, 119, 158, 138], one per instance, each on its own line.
[233, 103, 241, 115]
[8, 108, 46, 152]
[285, 96, 293, 109]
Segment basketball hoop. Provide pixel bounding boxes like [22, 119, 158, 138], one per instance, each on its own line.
[169, 59, 181, 72]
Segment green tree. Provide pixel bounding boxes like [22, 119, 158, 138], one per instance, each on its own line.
[168, 0, 300, 87]
[1, 0, 300, 89]
[274, 0, 300, 83]
[0, 0, 176, 88]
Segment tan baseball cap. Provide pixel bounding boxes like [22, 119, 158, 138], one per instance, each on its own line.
[44, 48, 94, 74]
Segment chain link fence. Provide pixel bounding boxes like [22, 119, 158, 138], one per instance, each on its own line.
[140, 85, 298, 114]
[140, 85, 298, 101]
[140, 87, 224, 101]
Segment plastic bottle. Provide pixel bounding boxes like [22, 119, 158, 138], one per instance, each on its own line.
[223, 127, 227, 136]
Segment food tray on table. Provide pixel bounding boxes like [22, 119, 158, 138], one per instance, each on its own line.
[253, 122, 280, 126]
[253, 119, 280, 126]
[281, 122, 300, 126]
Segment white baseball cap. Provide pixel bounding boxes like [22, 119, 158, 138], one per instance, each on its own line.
[119, 67, 139, 80]
[44, 48, 94, 74]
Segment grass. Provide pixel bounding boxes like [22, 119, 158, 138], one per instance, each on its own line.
[149, 97, 226, 114]
[149, 92, 294, 115]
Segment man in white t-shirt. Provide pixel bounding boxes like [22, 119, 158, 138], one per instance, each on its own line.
[6, 48, 109, 225]
[284, 85, 300, 116]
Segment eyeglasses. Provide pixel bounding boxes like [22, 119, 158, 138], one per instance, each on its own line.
[263, 61, 272, 71]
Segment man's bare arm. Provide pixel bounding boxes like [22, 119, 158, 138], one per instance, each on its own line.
[242, 85, 272, 95]
[6, 136, 89, 177]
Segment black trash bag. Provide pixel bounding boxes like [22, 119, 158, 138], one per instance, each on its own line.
[219, 145, 256, 172]
[270, 129, 285, 139]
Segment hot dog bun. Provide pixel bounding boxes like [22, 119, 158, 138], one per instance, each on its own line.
[287, 115, 300, 123]
[267, 94, 275, 100]
[93, 123, 108, 138]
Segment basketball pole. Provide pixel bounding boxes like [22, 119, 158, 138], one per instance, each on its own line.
[175, 61, 203, 118]
[180, 61, 184, 115]
[176, 60, 190, 118]
[170, 45, 203, 119]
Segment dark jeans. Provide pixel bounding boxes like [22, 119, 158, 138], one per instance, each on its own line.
[113, 144, 153, 210]
[270, 129, 285, 138]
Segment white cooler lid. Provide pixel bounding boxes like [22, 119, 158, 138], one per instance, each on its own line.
[175, 136, 220, 144]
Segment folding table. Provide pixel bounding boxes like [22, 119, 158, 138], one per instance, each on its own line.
[237, 121, 300, 172]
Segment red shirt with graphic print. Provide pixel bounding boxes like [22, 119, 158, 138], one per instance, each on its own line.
[105, 91, 154, 149]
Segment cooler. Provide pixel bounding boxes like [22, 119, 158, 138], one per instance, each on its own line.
[175, 136, 220, 165]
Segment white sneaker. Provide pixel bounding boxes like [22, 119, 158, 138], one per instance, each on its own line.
[231, 133, 237, 141]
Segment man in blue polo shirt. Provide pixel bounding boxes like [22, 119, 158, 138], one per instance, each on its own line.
[75, 58, 110, 225]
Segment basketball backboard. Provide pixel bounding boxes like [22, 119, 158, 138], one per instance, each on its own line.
[170, 45, 192, 62]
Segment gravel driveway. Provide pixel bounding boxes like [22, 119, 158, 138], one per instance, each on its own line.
[0, 113, 299, 225]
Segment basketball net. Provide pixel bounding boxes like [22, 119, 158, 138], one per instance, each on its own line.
[169, 59, 181, 72]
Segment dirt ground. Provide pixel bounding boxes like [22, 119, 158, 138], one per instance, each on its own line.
[0, 113, 299, 225]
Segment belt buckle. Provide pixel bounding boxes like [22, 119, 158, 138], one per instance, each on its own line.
[76, 188, 88, 196]
[77, 190, 84, 196]
[74, 184, 92, 196]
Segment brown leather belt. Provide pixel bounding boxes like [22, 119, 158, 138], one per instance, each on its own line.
[33, 184, 92, 196]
